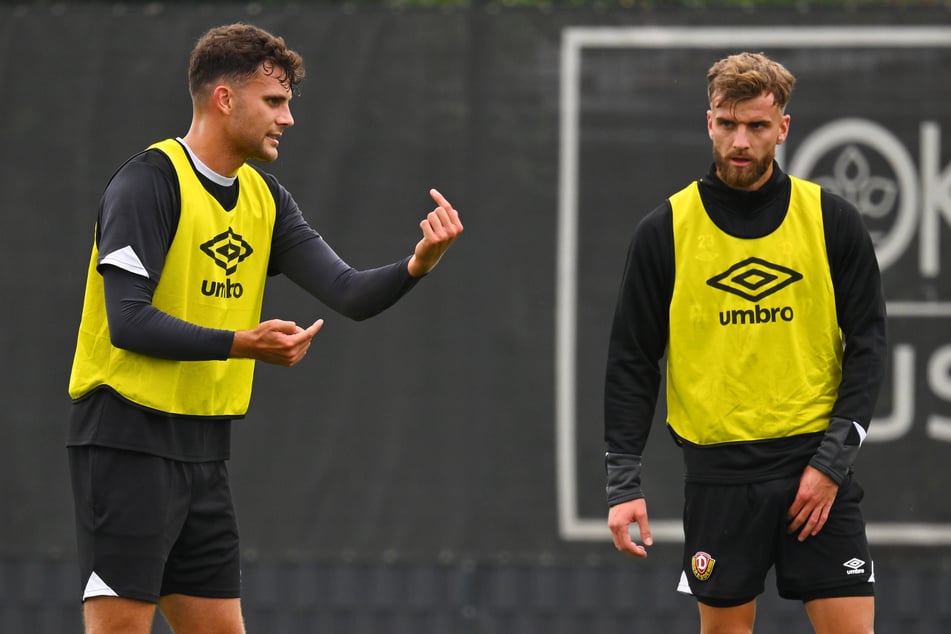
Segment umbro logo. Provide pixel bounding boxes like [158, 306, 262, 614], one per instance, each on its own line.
[199, 228, 253, 299]
[707, 257, 802, 302]
[200, 228, 253, 275]
[843, 558, 866, 575]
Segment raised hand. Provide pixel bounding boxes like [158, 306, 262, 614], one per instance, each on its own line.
[407, 188, 464, 277]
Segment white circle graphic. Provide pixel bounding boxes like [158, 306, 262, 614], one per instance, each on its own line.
[788, 118, 918, 271]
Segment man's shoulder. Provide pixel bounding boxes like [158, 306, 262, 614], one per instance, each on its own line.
[633, 198, 674, 238]
[815, 186, 868, 237]
[107, 147, 176, 191]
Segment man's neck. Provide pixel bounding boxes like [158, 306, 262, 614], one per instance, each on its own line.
[176, 137, 236, 186]
[181, 126, 243, 177]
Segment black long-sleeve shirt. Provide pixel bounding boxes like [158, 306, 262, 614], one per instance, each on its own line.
[68, 142, 420, 461]
[604, 163, 887, 504]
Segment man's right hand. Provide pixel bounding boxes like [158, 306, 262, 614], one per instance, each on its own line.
[608, 498, 653, 558]
[231, 318, 323, 366]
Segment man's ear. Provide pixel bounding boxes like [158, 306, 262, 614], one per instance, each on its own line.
[777, 113, 791, 145]
[212, 84, 233, 114]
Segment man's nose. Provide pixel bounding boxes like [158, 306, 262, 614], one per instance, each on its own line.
[279, 105, 294, 127]
[733, 126, 750, 148]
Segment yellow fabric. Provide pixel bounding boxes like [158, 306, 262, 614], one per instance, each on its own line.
[68, 139, 275, 417]
[666, 177, 842, 445]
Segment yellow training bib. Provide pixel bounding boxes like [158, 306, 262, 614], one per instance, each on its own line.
[68, 139, 276, 417]
[666, 177, 842, 445]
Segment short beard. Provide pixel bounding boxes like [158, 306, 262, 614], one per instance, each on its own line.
[713, 147, 774, 190]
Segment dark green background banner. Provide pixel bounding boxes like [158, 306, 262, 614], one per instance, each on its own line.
[2, 3, 949, 569]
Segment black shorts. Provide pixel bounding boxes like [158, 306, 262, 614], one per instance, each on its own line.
[677, 473, 874, 607]
[68, 446, 241, 604]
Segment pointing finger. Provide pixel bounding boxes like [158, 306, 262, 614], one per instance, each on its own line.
[429, 188, 454, 212]
[303, 319, 324, 338]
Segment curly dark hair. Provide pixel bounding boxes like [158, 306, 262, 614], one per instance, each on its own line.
[188, 23, 305, 99]
[707, 52, 795, 111]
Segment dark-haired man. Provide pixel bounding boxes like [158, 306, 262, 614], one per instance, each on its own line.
[68, 23, 462, 633]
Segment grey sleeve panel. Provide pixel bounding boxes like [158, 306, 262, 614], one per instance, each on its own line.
[606, 452, 645, 506]
[809, 416, 864, 485]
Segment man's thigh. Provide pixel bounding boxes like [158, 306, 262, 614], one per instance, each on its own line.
[160, 595, 246, 634]
[69, 446, 191, 603]
[805, 595, 874, 634]
[697, 599, 757, 634]
[83, 596, 157, 634]
[680, 479, 790, 606]
[776, 475, 874, 601]
[69, 447, 240, 604]
[160, 461, 241, 599]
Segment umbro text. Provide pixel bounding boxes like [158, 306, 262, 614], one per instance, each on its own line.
[201, 279, 244, 299]
[719, 304, 793, 326]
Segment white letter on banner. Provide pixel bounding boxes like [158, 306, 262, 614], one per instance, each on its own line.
[926, 344, 951, 441]
[919, 122, 951, 278]
[868, 344, 915, 442]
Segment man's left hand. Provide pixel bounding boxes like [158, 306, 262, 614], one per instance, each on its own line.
[407, 188, 464, 277]
[787, 465, 839, 542]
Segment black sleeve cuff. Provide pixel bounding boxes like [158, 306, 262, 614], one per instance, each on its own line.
[809, 416, 864, 485]
[605, 452, 645, 506]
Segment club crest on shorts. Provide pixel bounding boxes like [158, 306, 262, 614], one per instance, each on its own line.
[691, 551, 716, 581]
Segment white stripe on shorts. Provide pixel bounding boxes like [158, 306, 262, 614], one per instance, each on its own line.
[83, 571, 119, 600]
[677, 570, 694, 596]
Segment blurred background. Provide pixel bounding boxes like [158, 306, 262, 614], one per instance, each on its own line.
[2, 0, 950, 631]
